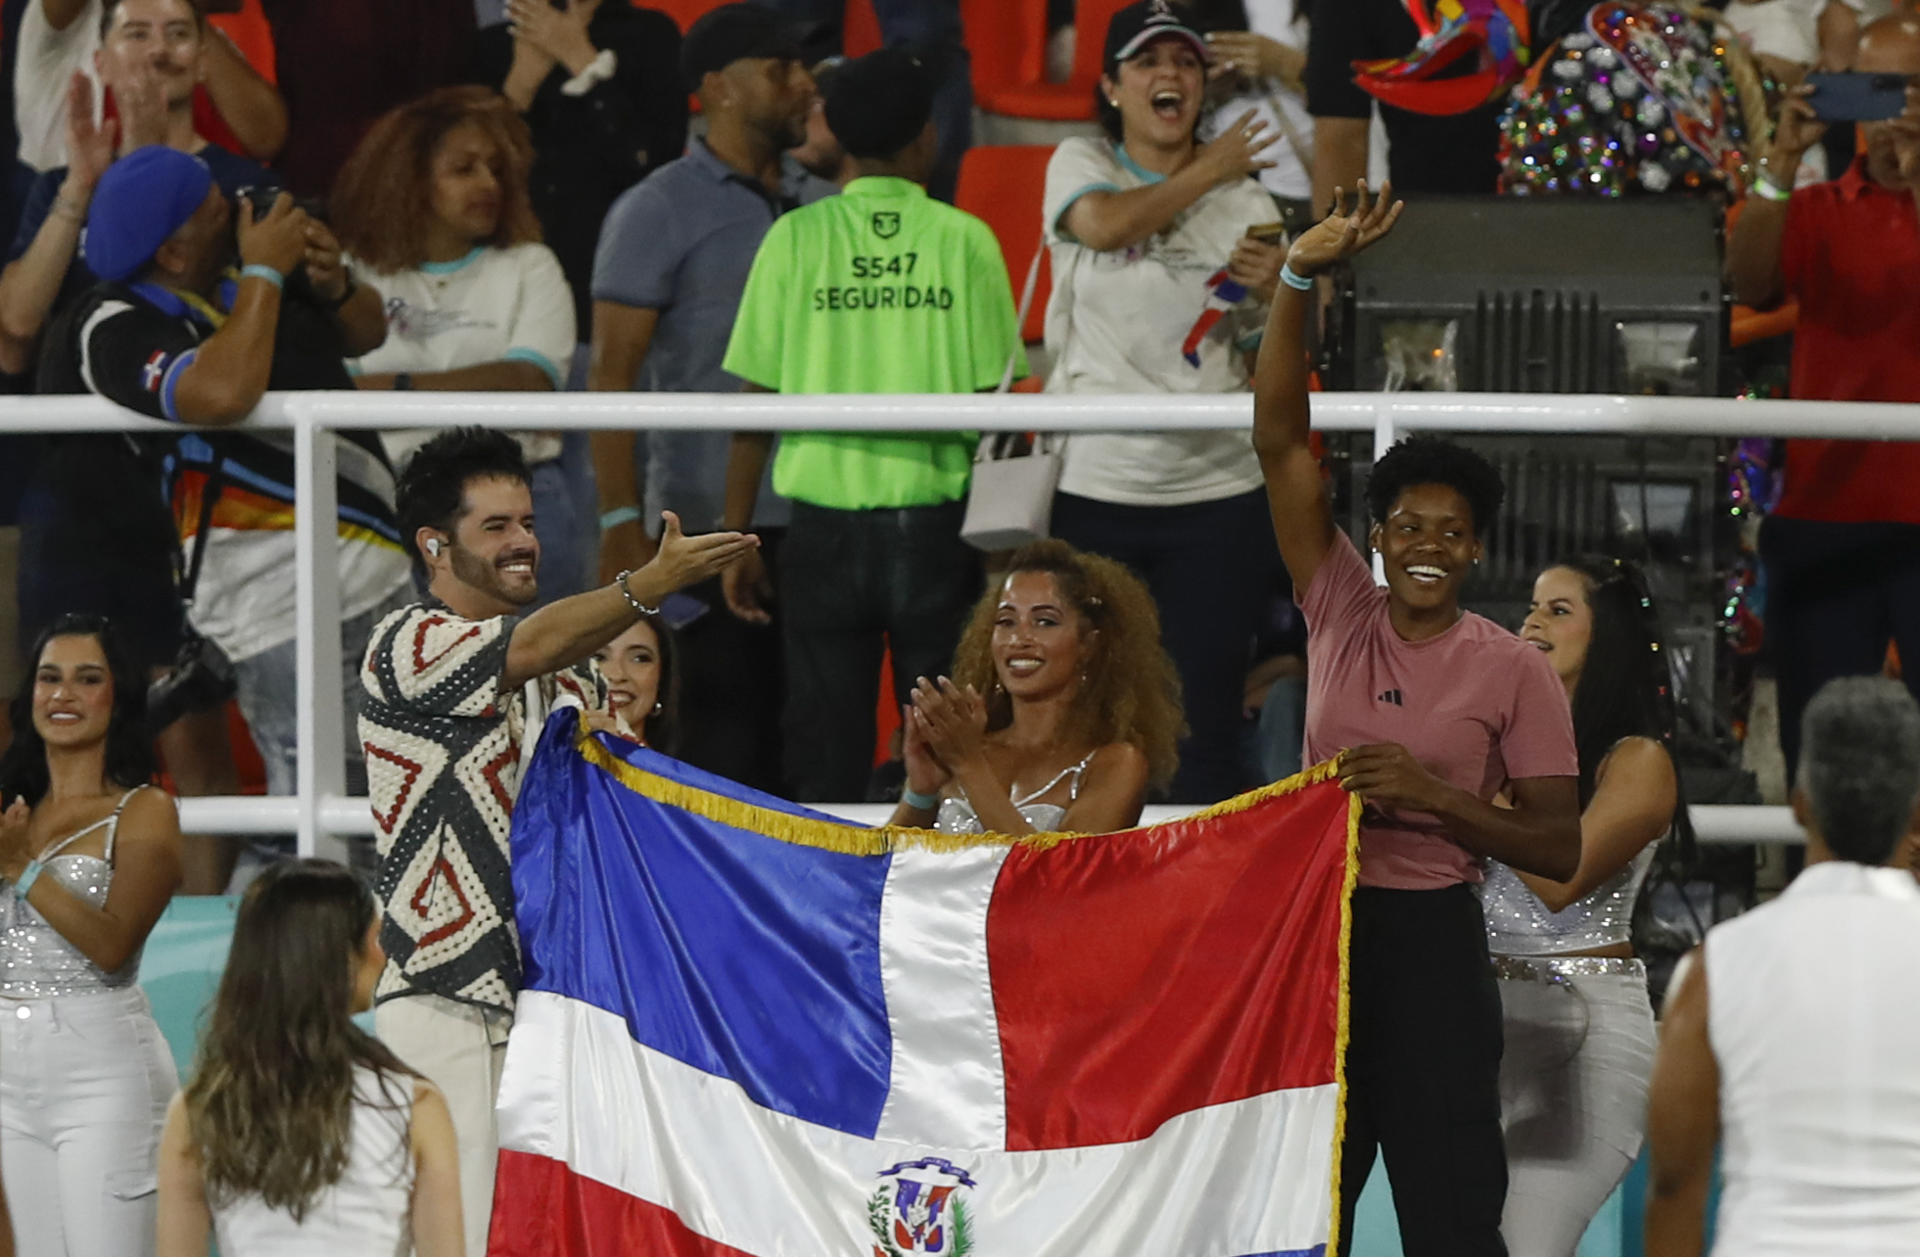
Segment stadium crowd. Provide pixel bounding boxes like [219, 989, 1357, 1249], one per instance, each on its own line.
[0, 0, 1913, 1252]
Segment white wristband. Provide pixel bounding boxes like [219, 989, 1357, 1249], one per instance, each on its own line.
[1279, 262, 1315, 291]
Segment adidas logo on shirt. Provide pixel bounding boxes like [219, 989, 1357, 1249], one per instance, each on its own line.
[1376, 689, 1404, 707]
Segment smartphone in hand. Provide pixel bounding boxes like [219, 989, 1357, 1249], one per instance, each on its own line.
[1806, 71, 1910, 122]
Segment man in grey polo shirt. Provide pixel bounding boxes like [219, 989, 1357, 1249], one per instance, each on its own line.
[589, 1, 833, 793]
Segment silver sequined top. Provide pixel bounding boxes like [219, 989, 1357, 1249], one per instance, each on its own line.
[1481, 845, 1654, 956]
[933, 752, 1095, 836]
[0, 789, 147, 998]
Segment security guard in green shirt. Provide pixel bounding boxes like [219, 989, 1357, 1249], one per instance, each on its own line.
[721, 48, 1026, 802]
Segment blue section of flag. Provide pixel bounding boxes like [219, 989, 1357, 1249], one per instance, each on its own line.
[511, 714, 894, 1137]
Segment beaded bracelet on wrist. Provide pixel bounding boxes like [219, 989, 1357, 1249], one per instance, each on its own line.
[613, 568, 660, 616]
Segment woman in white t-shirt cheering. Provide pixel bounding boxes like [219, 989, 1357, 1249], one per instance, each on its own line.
[1041, 0, 1287, 805]
[330, 86, 592, 602]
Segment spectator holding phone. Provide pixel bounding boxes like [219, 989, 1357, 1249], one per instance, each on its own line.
[1727, 12, 1920, 788]
[1041, 0, 1285, 803]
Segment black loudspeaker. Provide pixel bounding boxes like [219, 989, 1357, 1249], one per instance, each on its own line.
[1329, 196, 1727, 395]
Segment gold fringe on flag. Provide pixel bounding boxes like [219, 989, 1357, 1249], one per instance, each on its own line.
[574, 709, 1357, 854]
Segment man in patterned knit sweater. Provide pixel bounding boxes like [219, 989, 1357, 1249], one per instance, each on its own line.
[358, 427, 757, 1257]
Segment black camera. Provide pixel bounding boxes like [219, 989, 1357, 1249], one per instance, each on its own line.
[231, 184, 328, 224]
[145, 630, 237, 735]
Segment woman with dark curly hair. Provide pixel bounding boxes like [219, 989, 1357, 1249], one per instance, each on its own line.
[1253, 183, 1582, 1257]
[331, 84, 594, 602]
[888, 539, 1184, 836]
[155, 859, 461, 1256]
[0, 613, 183, 1257]
[1485, 555, 1690, 1256]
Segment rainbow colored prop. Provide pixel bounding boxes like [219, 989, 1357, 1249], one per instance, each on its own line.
[1353, 0, 1533, 116]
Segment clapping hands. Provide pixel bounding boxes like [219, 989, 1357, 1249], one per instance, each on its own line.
[508, 0, 600, 76]
[907, 676, 988, 781]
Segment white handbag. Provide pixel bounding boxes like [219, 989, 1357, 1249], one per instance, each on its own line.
[960, 240, 1062, 553]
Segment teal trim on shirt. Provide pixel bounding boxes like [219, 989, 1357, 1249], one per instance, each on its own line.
[504, 346, 563, 388]
[1115, 145, 1166, 185]
[1053, 181, 1122, 238]
[420, 246, 486, 275]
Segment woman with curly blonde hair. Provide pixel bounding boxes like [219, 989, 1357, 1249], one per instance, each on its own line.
[889, 539, 1184, 836]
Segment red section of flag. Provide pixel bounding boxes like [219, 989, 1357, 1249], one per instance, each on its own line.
[989, 780, 1354, 1152]
[490, 1150, 756, 1257]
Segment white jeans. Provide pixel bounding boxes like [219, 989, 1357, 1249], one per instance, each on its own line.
[376, 993, 509, 1257]
[1496, 961, 1656, 1257]
[0, 986, 178, 1257]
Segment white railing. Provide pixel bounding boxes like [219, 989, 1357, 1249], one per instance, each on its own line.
[19, 388, 1918, 854]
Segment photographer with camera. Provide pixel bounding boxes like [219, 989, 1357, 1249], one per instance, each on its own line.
[38, 144, 407, 887]
[1726, 12, 1920, 789]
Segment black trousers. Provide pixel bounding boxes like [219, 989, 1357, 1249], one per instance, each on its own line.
[670, 545, 786, 799]
[777, 499, 980, 803]
[1338, 885, 1509, 1257]
[1051, 487, 1277, 804]
[1759, 516, 1920, 783]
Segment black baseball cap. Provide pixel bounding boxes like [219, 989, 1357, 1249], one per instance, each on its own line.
[680, 3, 807, 91]
[1102, 0, 1210, 73]
[823, 48, 935, 160]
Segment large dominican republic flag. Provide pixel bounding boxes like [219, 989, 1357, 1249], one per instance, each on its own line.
[490, 712, 1359, 1257]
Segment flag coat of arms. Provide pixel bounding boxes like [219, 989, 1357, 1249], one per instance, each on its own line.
[490, 712, 1359, 1257]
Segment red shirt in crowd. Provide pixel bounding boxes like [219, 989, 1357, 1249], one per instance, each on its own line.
[1777, 155, 1920, 525]
[1299, 532, 1578, 890]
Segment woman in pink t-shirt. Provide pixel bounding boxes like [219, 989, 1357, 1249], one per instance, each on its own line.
[1251, 183, 1582, 1256]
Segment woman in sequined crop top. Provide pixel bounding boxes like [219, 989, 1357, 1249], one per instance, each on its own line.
[0, 613, 184, 1257]
[887, 539, 1183, 836]
[1485, 556, 1691, 1257]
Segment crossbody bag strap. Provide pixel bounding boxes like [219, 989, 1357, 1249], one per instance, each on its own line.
[178, 452, 228, 604]
[997, 238, 1047, 395]
[1262, 88, 1314, 175]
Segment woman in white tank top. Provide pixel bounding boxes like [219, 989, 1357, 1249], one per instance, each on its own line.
[155, 860, 463, 1257]
[1483, 556, 1689, 1257]
[1646, 677, 1920, 1257]
[888, 540, 1183, 837]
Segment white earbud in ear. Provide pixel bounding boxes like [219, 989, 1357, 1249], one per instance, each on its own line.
[425, 538, 442, 557]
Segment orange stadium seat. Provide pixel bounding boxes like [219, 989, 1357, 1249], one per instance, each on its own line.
[972, 0, 1129, 121]
[955, 144, 1054, 344]
[963, 0, 1047, 105]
